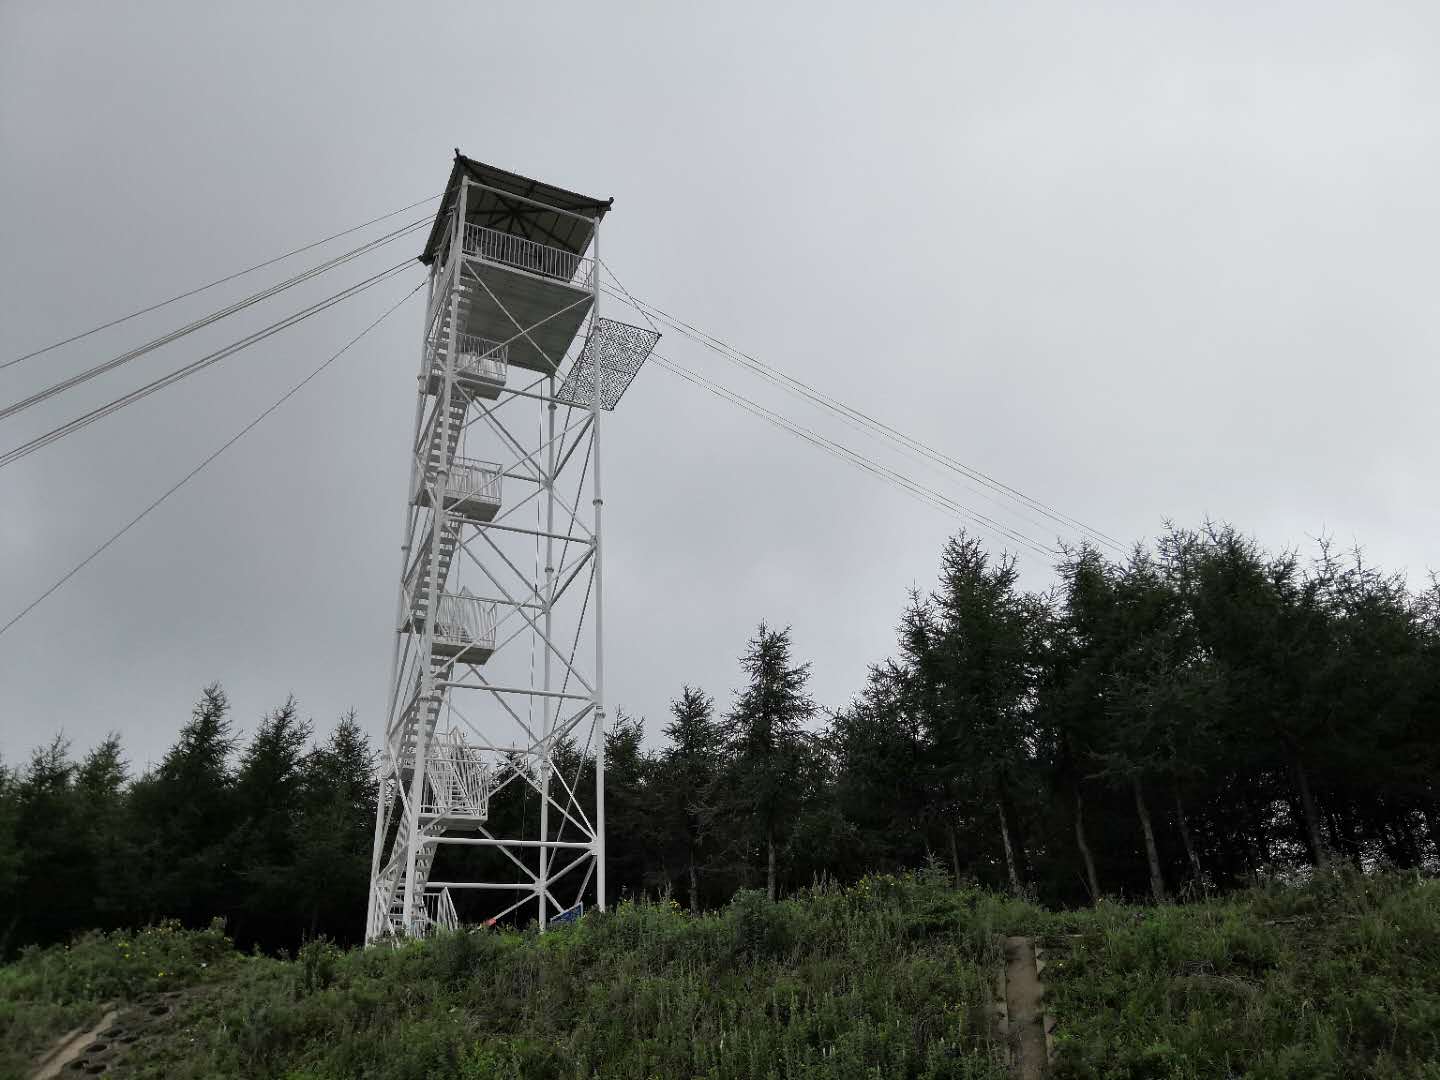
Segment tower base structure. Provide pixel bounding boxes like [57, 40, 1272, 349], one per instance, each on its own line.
[367, 154, 655, 940]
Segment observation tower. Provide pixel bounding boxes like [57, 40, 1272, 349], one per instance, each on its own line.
[367, 153, 657, 940]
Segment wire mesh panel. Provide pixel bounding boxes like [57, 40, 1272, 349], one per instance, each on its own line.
[557, 318, 660, 411]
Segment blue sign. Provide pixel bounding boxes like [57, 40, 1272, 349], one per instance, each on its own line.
[550, 903, 583, 926]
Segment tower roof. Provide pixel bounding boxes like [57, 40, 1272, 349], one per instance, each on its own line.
[419, 152, 612, 266]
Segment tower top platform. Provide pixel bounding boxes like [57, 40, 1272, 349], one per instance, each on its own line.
[419, 152, 613, 267]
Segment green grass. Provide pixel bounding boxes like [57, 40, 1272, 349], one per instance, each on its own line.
[0, 872, 1012, 1080]
[3, 869, 1439, 1079]
[1042, 869, 1440, 1079]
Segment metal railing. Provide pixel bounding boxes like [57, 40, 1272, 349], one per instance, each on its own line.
[419, 888, 459, 936]
[443, 456, 502, 505]
[432, 591, 497, 650]
[463, 223, 593, 288]
[424, 729, 491, 820]
[415, 456, 502, 510]
[430, 333, 508, 387]
[433, 888, 459, 933]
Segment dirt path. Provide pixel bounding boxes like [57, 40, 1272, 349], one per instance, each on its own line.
[1004, 935, 1048, 1080]
[29, 992, 183, 1079]
[31, 1007, 118, 1080]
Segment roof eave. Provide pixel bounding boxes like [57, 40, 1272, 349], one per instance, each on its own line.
[419, 153, 612, 266]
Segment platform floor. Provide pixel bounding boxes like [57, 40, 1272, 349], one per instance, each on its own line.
[430, 638, 495, 665]
[454, 258, 593, 374]
[413, 487, 501, 523]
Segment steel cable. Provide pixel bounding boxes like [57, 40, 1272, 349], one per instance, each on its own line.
[599, 270, 1124, 554]
[0, 260, 417, 470]
[2, 217, 431, 423]
[650, 351, 1059, 561]
[0, 279, 426, 640]
[3, 192, 441, 371]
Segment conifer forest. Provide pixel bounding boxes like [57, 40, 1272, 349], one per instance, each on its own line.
[4, 521, 1436, 960]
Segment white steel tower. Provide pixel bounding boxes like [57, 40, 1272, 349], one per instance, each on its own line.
[367, 154, 657, 940]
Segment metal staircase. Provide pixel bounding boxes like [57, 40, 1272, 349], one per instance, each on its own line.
[374, 279, 498, 939]
[404, 517, 460, 632]
[403, 385, 466, 630]
[373, 798, 443, 936]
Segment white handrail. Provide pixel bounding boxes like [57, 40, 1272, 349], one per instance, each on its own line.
[415, 457, 502, 509]
[424, 729, 491, 820]
[435, 888, 459, 933]
[433, 591, 497, 649]
[431, 334, 508, 386]
[462, 223, 593, 288]
[445, 457, 502, 503]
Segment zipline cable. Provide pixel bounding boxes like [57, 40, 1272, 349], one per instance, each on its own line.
[599, 270, 1125, 554]
[3, 192, 441, 371]
[0, 260, 417, 470]
[623, 284, 1123, 553]
[650, 350, 1059, 561]
[598, 261, 1060, 556]
[0, 279, 426, 641]
[2, 216, 431, 423]
[652, 351, 1055, 560]
[612, 278, 1120, 550]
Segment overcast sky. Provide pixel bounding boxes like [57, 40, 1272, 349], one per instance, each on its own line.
[3, 1, 1438, 769]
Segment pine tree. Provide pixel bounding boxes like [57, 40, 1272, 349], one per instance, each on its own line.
[1032, 548, 1110, 902]
[130, 683, 238, 926]
[296, 711, 376, 943]
[0, 759, 19, 954]
[8, 738, 92, 946]
[602, 712, 661, 904]
[1179, 527, 1334, 867]
[829, 662, 931, 879]
[722, 624, 815, 901]
[902, 535, 1037, 895]
[76, 734, 135, 927]
[659, 686, 721, 910]
[232, 696, 312, 945]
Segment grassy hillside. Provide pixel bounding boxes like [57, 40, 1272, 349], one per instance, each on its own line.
[3, 870, 1439, 1079]
[1045, 870, 1440, 1079]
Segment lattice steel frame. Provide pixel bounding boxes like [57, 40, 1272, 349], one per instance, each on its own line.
[366, 174, 618, 940]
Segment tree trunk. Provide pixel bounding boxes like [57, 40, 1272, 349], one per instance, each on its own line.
[766, 825, 777, 902]
[1402, 810, 1426, 869]
[1133, 776, 1167, 903]
[1074, 786, 1101, 903]
[1240, 835, 1256, 882]
[1381, 814, 1422, 870]
[1291, 754, 1328, 866]
[1247, 795, 1270, 873]
[947, 824, 962, 889]
[996, 799, 1022, 896]
[687, 856, 699, 913]
[1173, 786, 1204, 889]
[1331, 807, 1364, 872]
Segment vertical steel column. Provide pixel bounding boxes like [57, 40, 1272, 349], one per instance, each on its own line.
[538, 372, 557, 928]
[589, 218, 606, 911]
